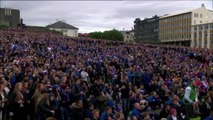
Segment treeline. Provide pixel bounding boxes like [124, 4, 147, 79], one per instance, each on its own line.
[88, 29, 124, 41]
[0, 25, 9, 29]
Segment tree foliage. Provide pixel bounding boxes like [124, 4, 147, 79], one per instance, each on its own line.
[0, 25, 9, 29]
[47, 29, 63, 35]
[88, 29, 123, 41]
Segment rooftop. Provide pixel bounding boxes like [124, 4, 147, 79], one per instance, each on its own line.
[160, 4, 211, 19]
[46, 21, 78, 30]
[0, 7, 20, 11]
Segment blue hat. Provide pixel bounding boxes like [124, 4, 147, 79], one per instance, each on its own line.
[115, 106, 122, 112]
[52, 84, 60, 89]
[106, 100, 114, 107]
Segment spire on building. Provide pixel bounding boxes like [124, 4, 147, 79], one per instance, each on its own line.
[201, 4, 205, 8]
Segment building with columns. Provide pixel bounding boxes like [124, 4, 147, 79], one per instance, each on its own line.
[0, 8, 20, 27]
[191, 22, 213, 49]
[159, 4, 213, 47]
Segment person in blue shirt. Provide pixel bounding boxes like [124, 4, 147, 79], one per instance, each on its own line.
[131, 102, 143, 119]
[204, 108, 213, 120]
[99, 106, 114, 120]
[127, 67, 134, 84]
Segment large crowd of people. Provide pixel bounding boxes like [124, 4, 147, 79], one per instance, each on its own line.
[0, 28, 212, 120]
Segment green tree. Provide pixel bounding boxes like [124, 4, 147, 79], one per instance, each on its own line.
[88, 29, 123, 41]
[0, 25, 9, 29]
[89, 31, 103, 39]
[47, 29, 63, 35]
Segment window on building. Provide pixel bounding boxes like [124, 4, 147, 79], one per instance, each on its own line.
[199, 31, 202, 37]
[204, 31, 208, 37]
[4, 9, 7, 15]
[194, 26, 197, 31]
[200, 14, 202, 18]
[5, 9, 9, 15]
[204, 38, 208, 47]
[205, 24, 208, 29]
[199, 26, 203, 30]
[200, 21, 202, 23]
[199, 41, 202, 46]
[211, 32, 213, 37]
[194, 40, 197, 46]
[194, 13, 199, 17]
[5, 9, 11, 15]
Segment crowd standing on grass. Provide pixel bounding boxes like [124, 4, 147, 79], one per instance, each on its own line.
[0, 28, 213, 120]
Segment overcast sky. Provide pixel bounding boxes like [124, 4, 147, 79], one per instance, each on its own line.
[1, 1, 212, 33]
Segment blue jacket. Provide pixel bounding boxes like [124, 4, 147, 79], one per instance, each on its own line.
[131, 108, 141, 119]
[100, 111, 114, 120]
[127, 71, 134, 82]
[204, 116, 213, 120]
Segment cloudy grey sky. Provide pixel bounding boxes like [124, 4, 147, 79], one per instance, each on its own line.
[1, 1, 212, 33]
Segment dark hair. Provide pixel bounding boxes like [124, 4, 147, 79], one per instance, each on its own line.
[211, 106, 213, 112]
[105, 106, 112, 111]
[41, 89, 51, 94]
[46, 117, 57, 120]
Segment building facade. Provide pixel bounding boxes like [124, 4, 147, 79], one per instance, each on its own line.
[159, 4, 213, 46]
[134, 15, 159, 44]
[0, 8, 20, 27]
[47, 21, 78, 37]
[121, 30, 135, 43]
[191, 23, 213, 49]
